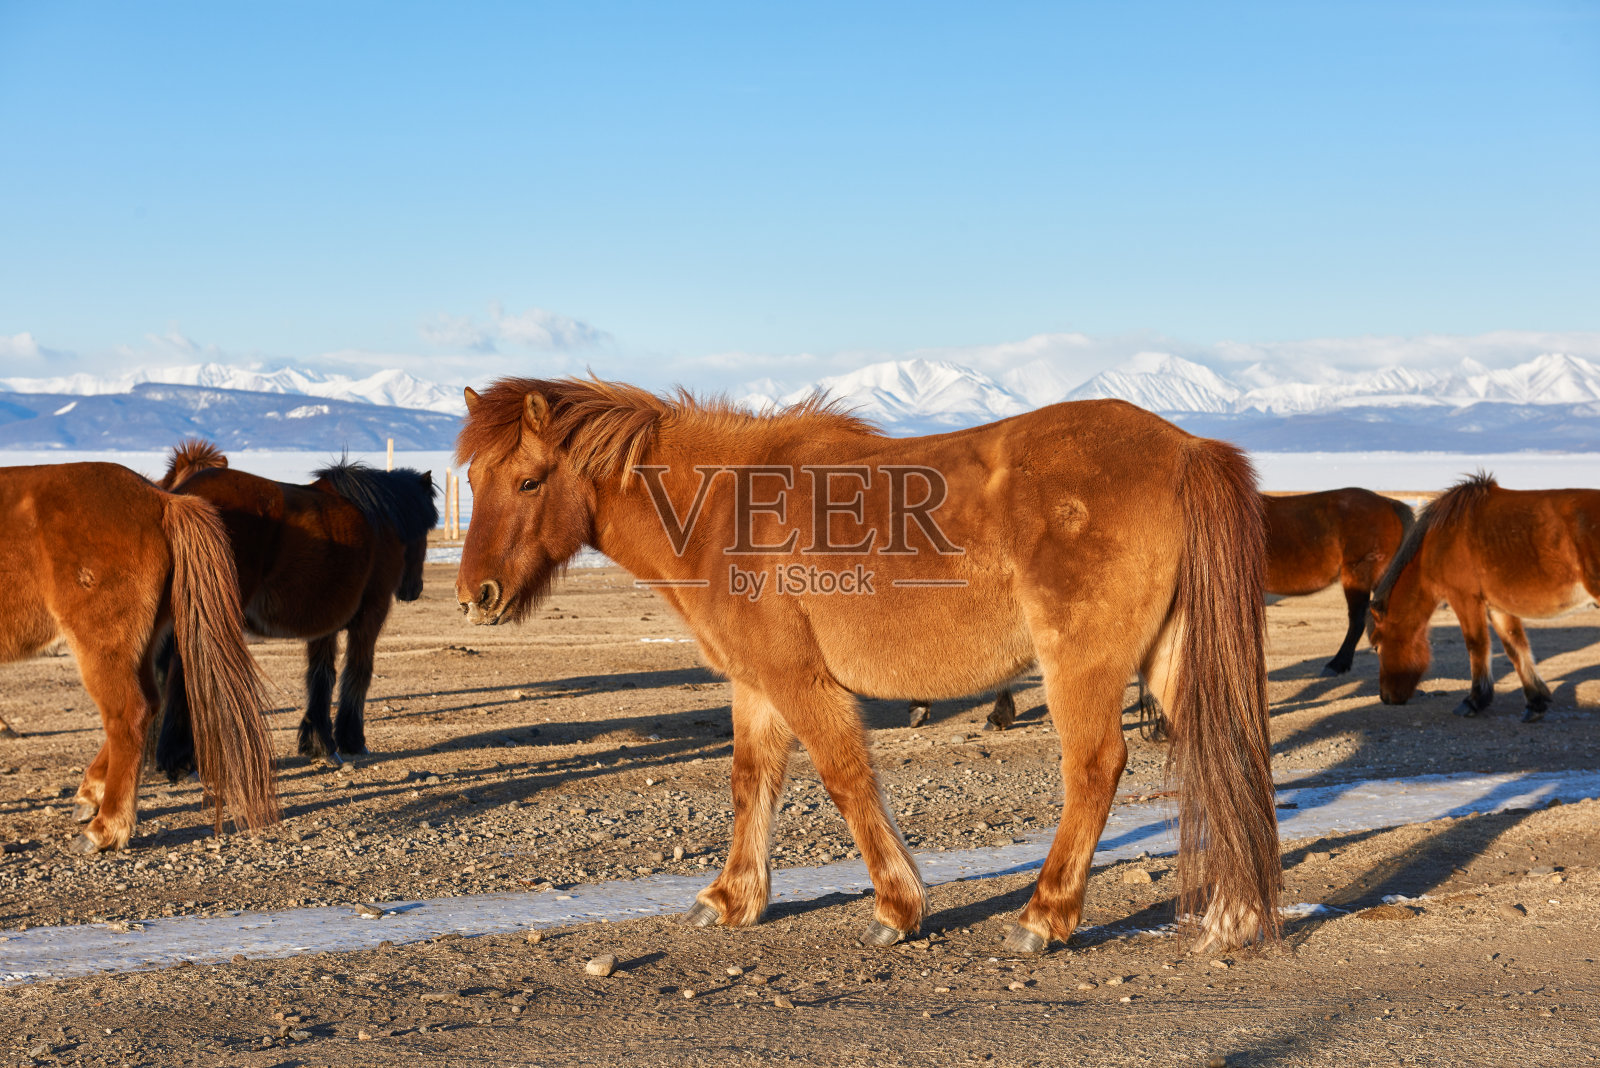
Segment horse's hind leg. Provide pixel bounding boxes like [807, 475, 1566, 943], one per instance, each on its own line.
[154, 633, 198, 783]
[334, 600, 392, 756]
[71, 648, 160, 853]
[1322, 586, 1370, 676]
[73, 742, 110, 821]
[1488, 609, 1552, 723]
[1004, 651, 1128, 954]
[778, 677, 925, 944]
[1450, 596, 1495, 717]
[985, 689, 1017, 731]
[298, 634, 342, 768]
[690, 680, 796, 928]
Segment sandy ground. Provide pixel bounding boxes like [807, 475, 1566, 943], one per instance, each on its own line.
[2, 537, 1599, 1065]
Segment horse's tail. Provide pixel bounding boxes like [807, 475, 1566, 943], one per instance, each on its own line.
[1169, 437, 1279, 949]
[1387, 495, 1416, 538]
[159, 493, 279, 833]
[160, 439, 229, 491]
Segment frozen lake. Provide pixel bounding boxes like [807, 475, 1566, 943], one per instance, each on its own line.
[3, 449, 1598, 528]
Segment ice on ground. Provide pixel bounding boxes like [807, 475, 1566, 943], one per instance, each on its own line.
[2, 767, 1594, 984]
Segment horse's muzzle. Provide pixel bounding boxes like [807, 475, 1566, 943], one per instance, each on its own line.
[460, 579, 504, 625]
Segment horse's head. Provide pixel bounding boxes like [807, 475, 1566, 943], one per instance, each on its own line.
[1367, 601, 1431, 705]
[397, 471, 433, 602]
[456, 386, 594, 625]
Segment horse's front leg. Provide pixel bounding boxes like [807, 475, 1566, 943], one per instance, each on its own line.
[689, 679, 795, 928]
[1322, 586, 1370, 675]
[1450, 596, 1495, 717]
[1488, 609, 1552, 723]
[333, 599, 391, 756]
[297, 634, 342, 768]
[780, 678, 925, 945]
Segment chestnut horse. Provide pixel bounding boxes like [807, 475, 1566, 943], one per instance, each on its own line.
[454, 377, 1279, 954]
[1369, 473, 1600, 723]
[0, 462, 278, 851]
[922, 487, 1415, 734]
[155, 441, 437, 772]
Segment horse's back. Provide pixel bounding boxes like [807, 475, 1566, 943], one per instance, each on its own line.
[175, 467, 379, 636]
[797, 401, 1202, 699]
[1419, 485, 1600, 617]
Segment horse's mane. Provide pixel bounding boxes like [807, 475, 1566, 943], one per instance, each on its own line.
[160, 438, 229, 490]
[454, 376, 881, 480]
[315, 460, 440, 541]
[1372, 472, 1496, 611]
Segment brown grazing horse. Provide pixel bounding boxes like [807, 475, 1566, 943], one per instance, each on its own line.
[1369, 473, 1598, 723]
[0, 462, 278, 851]
[925, 487, 1415, 733]
[155, 441, 437, 771]
[453, 377, 1279, 954]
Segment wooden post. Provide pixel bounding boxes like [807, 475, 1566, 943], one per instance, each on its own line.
[386, 437, 395, 471]
[445, 471, 456, 538]
[451, 471, 463, 538]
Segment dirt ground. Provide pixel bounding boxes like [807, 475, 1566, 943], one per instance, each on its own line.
[2, 535, 1599, 1066]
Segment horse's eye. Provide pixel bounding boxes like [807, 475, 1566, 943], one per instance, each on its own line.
[519, 478, 543, 493]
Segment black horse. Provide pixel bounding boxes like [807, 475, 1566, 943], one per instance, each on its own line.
[155, 442, 438, 773]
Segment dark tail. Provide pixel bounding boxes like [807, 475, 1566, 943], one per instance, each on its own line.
[1171, 437, 1280, 946]
[159, 494, 279, 833]
[1388, 495, 1416, 538]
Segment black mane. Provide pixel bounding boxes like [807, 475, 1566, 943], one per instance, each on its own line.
[314, 460, 439, 541]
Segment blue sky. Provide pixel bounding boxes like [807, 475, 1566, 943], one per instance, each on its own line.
[1, 1, 1596, 389]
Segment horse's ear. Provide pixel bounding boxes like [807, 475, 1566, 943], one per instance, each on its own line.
[463, 386, 481, 414]
[523, 391, 550, 433]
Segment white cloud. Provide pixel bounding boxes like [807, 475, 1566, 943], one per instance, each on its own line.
[0, 331, 45, 362]
[420, 302, 609, 354]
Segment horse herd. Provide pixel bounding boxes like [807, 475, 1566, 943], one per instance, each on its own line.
[2, 377, 1597, 958]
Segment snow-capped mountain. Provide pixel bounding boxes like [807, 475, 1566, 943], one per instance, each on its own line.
[1065, 353, 1241, 413]
[741, 360, 1028, 434]
[0, 362, 466, 414]
[1060, 351, 1600, 416]
[3, 350, 1599, 452]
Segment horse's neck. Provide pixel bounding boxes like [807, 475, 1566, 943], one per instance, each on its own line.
[588, 471, 695, 581]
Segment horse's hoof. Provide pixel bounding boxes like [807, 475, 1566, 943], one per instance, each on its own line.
[1002, 924, 1048, 955]
[1320, 662, 1350, 677]
[1451, 700, 1481, 718]
[68, 833, 102, 855]
[0, 727, 18, 740]
[908, 706, 931, 729]
[72, 802, 96, 823]
[319, 750, 344, 770]
[685, 901, 721, 928]
[858, 920, 906, 947]
[982, 720, 1006, 733]
[1522, 706, 1547, 724]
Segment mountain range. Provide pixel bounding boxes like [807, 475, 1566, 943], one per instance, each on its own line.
[1, 353, 1597, 452]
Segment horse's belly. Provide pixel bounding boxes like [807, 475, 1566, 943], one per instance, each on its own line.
[1493, 583, 1597, 620]
[809, 589, 1035, 701]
